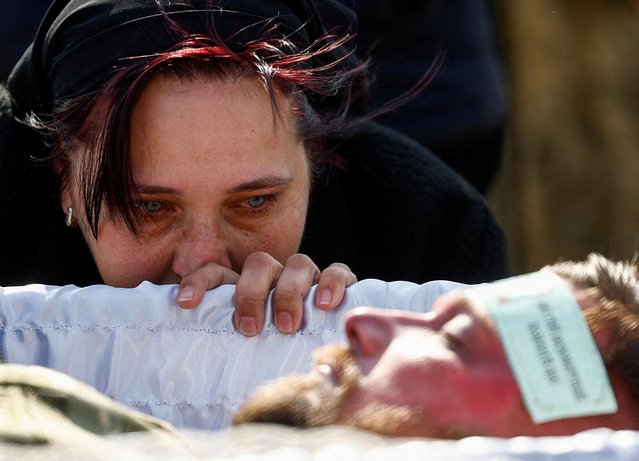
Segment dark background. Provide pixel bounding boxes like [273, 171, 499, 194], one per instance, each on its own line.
[3, 0, 638, 274]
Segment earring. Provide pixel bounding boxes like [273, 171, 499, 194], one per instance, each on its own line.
[65, 207, 78, 228]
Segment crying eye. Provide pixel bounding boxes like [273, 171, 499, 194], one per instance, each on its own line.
[140, 201, 164, 213]
[246, 196, 268, 208]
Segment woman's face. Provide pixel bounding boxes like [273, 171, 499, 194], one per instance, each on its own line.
[61, 74, 311, 286]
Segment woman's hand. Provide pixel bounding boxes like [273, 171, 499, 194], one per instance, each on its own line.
[176, 252, 357, 336]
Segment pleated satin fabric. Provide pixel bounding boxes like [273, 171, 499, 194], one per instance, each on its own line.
[0, 279, 463, 428]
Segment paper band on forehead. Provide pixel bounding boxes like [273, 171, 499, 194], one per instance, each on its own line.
[7, 0, 355, 115]
[465, 271, 618, 424]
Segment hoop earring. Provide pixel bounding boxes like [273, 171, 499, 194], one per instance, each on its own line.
[65, 207, 78, 228]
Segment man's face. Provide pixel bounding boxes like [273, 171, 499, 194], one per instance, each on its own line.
[234, 289, 526, 438]
[234, 282, 622, 438]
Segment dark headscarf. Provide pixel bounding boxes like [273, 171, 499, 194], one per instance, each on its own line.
[7, 0, 357, 117]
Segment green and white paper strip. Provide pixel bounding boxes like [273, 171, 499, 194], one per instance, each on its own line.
[466, 271, 617, 424]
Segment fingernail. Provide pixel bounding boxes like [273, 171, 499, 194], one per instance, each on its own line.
[239, 316, 258, 336]
[277, 312, 294, 333]
[318, 288, 332, 306]
[177, 287, 194, 302]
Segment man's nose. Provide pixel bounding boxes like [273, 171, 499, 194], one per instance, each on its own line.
[171, 220, 233, 277]
[344, 307, 439, 357]
[343, 307, 398, 357]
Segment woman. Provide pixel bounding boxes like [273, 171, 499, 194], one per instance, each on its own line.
[0, 0, 510, 335]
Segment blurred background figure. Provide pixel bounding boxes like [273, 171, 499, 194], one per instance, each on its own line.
[3, 0, 638, 278]
[0, 0, 51, 80]
[338, 0, 508, 195]
[493, 0, 639, 272]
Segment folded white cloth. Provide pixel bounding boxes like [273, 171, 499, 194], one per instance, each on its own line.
[0, 279, 462, 429]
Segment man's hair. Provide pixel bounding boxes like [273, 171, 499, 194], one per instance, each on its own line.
[545, 253, 639, 403]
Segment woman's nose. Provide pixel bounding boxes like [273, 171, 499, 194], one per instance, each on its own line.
[171, 221, 233, 277]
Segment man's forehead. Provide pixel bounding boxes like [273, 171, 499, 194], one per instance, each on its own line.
[465, 271, 572, 306]
[448, 271, 580, 327]
[463, 271, 618, 424]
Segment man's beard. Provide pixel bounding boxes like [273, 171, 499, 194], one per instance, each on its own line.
[232, 345, 359, 428]
[232, 344, 415, 436]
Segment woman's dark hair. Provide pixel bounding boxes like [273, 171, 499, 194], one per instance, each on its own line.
[33, 4, 369, 238]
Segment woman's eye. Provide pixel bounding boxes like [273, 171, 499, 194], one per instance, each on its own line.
[246, 195, 270, 209]
[140, 200, 164, 213]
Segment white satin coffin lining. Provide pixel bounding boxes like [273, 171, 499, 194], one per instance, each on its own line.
[0, 279, 463, 429]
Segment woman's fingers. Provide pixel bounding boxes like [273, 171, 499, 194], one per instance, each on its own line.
[235, 253, 320, 336]
[314, 262, 357, 310]
[176, 263, 240, 309]
[271, 254, 321, 334]
[176, 253, 356, 337]
[233, 252, 284, 336]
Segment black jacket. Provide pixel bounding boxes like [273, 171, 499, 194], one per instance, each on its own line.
[0, 84, 509, 287]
